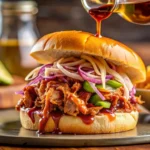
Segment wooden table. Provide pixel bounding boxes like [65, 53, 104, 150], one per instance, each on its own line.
[0, 144, 150, 150]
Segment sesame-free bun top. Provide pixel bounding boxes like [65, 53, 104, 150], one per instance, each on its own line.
[30, 31, 146, 83]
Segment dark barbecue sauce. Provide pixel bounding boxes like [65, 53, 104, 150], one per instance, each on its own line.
[38, 111, 63, 134]
[51, 111, 63, 134]
[78, 114, 94, 125]
[100, 108, 116, 122]
[26, 105, 63, 134]
[27, 107, 38, 123]
[117, 100, 125, 109]
[89, 4, 113, 37]
[38, 99, 51, 133]
[26, 100, 130, 134]
[38, 115, 49, 134]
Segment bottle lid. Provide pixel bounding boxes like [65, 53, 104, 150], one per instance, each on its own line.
[0, 0, 38, 15]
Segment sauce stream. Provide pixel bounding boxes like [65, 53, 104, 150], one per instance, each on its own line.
[89, 4, 114, 37]
[51, 111, 63, 134]
[27, 107, 37, 123]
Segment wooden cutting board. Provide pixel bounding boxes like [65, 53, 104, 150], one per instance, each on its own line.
[0, 76, 25, 109]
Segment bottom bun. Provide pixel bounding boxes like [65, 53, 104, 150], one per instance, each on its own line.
[20, 108, 138, 134]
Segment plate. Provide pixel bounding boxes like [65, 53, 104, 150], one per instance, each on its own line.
[0, 109, 150, 147]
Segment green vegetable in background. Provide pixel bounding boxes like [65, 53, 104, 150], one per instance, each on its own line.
[0, 61, 14, 85]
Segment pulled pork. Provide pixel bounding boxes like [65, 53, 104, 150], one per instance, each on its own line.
[16, 78, 139, 116]
[17, 79, 102, 116]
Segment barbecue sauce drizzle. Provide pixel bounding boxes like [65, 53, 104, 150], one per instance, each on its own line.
[51, 111, 63, 134]
[26, 94, 134, 133]
[26, 107, 117, 134]
[27, 108, 95, 134]
[89, 4, 113, 37]
[79, 114, 94, 124]
[27, 107, 38, 123]
[103, 113, 116, 122]
[38, 99, 51, 133]
[25, 96, 132, 134]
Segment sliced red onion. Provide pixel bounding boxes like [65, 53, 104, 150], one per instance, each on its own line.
[28, 76, 43, 86]
[106, 75, 113, 79]
[27, 64, 53, 85]
[130, 86, 136, 97]
[57, 60, 83, 81]
[25, 66, 41, 81]
[26, 64, 53, 81]
[82, 67, 93, 72]
[38, 64, 53, 75]
[89, 82, 105, 100]
[87, 70, 95, 74]
[59, 76, 68, 83]
[79, 69, 102, 84]
[15, 90, 24, 95]
[129, 86, 136, 103]
[42, 74, 64, 80]
[78, 65, 111, 84]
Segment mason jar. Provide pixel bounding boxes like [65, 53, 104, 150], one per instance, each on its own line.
[0, 0, 40, 77]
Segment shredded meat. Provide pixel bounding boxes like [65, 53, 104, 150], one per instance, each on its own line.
[23, 86, 37, 108]
[64, 100, 79, 116]
[50, 90, 63, 105]
[35, 97, 43, 108]
[16, 98, 24, 111]
[71, 82, 81, 93]
[88, 107, 103, 115]
[57, 83, 70, 101]
[105, 93, 137, 113]
[65, 91, 101, 116]
[78, 91, 92, 104]
[38, 80, 47, 99]
[66, 92, 88, 115]
[16, 79, 139, 116]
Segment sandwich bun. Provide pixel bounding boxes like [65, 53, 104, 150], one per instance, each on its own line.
[20, 108, 138, 134]
[30, 31, 146, 84]
[19, 31, 145, 134]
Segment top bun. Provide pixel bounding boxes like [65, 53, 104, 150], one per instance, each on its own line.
[30, 31, 146, 83]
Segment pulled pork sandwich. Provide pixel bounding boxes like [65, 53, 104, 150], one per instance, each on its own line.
[16, 31, 146, 134]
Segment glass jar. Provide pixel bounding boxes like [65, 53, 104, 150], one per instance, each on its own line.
[81, 0, 150, 25]
[0, 0, 40, 77]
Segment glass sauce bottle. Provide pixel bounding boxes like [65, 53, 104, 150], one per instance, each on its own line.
[0, 0, 40, 77]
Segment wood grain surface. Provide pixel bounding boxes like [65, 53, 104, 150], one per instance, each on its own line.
[0, 144, 150, 150]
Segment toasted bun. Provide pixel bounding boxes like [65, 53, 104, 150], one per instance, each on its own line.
[20, 108, 138, 134]
[30, 31, 146, 83]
